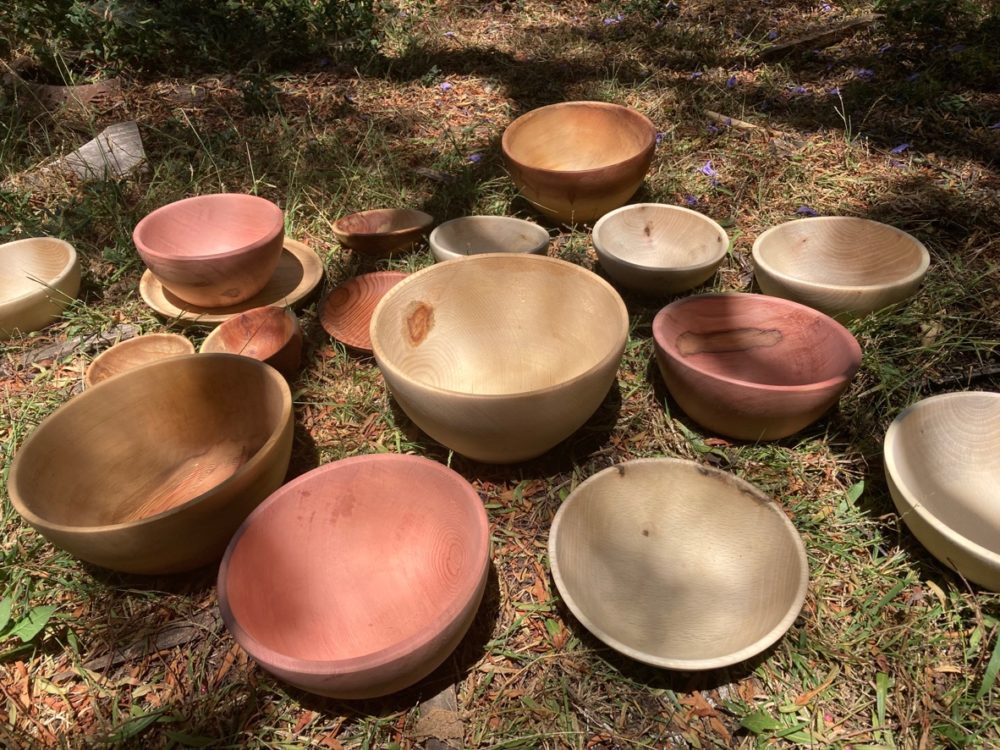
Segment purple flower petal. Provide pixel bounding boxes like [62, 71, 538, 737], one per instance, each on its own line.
[792, 85, 808, 95]
[877, 43, 892, 54]
[821, 2, 832, 11]
[890, 143, 910, 155]
[990, 122, 1000, 129]
[828, 86, 841, 96]
[726, 75, 737, 88]
[690, 71, 703, 79]
[603, 16, 619, 25]
[699, 160, 717, 177]
[439, 82, 453, 91]
[796, 205, 819, 217]
[443, 31, 456, 38]
[767, 30, 778, 41]
[655, 132, 665, 145]
[854, 68, 875, 80]
[468, 153, 482, 163]
[684, 195, 698, 206]
[706, 124, 719, 134]
[906, 72, 921, 82]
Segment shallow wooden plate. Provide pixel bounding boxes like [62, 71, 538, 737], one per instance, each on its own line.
[320, 271, 407, 352]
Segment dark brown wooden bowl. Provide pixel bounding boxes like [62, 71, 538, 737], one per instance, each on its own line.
[200, 306, 302, 377]
[331, 209, 433, 258]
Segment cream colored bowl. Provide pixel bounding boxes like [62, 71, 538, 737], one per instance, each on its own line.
[429, 216, 549, 262]
[0, 237, 80, 338]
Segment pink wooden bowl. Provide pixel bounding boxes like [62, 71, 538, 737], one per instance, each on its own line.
[331, 209, 433, 258]
[218, 454, 490, 699]
[652, 293, 861, 440]
[133, 193, 284, 308]
[200, 306, 302, 377]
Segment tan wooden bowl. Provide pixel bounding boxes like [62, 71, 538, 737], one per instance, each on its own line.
[218, 453, 490, 698]
[0, 237, 81, 338]
[501, 101, 656, 224]
[752, 216, 930, 318]
[85, 333, 195, 388]
[884, 391, 1000, 591]
[320, 271, 408, 352]
[592, 204, 730, 295]
[429, 216, 550, 263]
[200, 306, 302, 377]
[550, 458, 808, 670]
[7, 354, 293, 574]
[133, 193, 285, 308]
[331, 208, 433, 258]
[370, 254, 628, 463]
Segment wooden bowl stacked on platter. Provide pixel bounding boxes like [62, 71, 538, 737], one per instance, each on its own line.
[331, 208, 433, 258]
[429, 216, 550, 262]
[85, 333, 195, 387]
[200, 306, 302, 377]
[0, 237, 81, 338]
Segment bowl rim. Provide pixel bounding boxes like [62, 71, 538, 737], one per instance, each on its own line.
[319, 270, 409, 351]
[429, 215, 551, 260]
[199, 305, 299, 356]
[0, 237, 79, 307]
[133, 193, 284, 263]
[653, 292, 862, 393]
[331, 208, 434, 239]
[548, 457, 809, 670]
[369, 253, 630, 400]
[84, 332, 196, 388]
[217, 453, 491, 676]
[8, 353, 292, 534]
[592, 203, 731, 273]
[751, 216, 931, 293]
[884, 390, 1000, 566]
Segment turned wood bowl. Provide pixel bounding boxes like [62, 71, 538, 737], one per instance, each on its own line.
[218, 453, 490, 698]
[7, 354, 293, 574]
[370, 254, 628, 463]
[429, 216, 550, 263]
[501, 101, 656, 224]
[549, 458, 808, 670]
[592, 203, 730, 295]
[0, 237, 81, 338]
[752, 216, 930, 318]
[652, 293, 861, 440]
[331, 208, 433, 258]
[320, 271, 407, 352]
[85, 333, 195, 387]
[200, 306, 302, 377]
[884, 391, 1000, 591]
[133, 193, 285, 308]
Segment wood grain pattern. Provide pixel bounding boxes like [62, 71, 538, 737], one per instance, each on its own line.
[331, 208, 433, 258]
[200, 306, 302, 377]
[429, 216, 550, 262]
[320, 271, 408, 352]
[0, 237, 81, 338]
[85, 333, 195, 387]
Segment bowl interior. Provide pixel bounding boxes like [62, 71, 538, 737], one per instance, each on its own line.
[86, 333, 195, 387]
[202, 306, 296, 360]
[0, 238, 75, 302]
[334, 209, 432, 237]
[432, 217, 548, 256]
[594, 205, 728, 269]
[320, 271, 407, 351]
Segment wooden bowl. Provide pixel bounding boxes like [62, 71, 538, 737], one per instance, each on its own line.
[429, 216, 550, 263]
[200, 306, 302, 377]
[652, 293, 861, 440]
[133, 193, 285, 308]
[218, 453, 490, 698]
[85, 333, 195, 388]
[7, 354, 293, 574]
[752, 216, 930, 318]
[501, 101, 656, 224]
[331, 208, 433, 258]
[550, 458, 808, 670]
[884, 391, 1000, 590]
[371, 254, 628, 463]
[320, 271, 407, 352]
[0, 237, 81, 338]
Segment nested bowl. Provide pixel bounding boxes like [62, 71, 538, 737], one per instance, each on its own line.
[7, 354, 293, 574]
[133, 193, 285, 308]
[429, 216, 550, 263]
[549, 458, 808, 670]
[0, 237, 81, 338]
[592, 204, 730, 295]
[501, 101, 657, 224]
[884, 391, 1000, 591]
[331, 208, 434, 258]
[652, 293, 861, 440]
[218, 453, 490, 699]
[200, 306, 302, 377]
[752, 216, 930, 318]
[370, 254, 628, 463]
[85, 333, 195, 388]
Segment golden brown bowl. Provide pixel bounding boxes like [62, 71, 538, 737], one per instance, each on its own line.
[200, 306, 302, 378]
[85, 333, 195, 388]
[7, 354, 293, 574]
[331, 208, 433, 258]
[0, 237, 81, 338]
[501, 101, 656, 224]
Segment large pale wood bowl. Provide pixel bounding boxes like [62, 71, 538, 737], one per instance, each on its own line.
[429, 216, 550, 263]
[331, 208, 433, 258]
[370, 254, 628, 463]
[133, 193, 285, 308]
[218, 453, 490, 698]
[0, 237, 81, 338]
[320, 271, 408, 352]
[653, 293, 861, 440]
[7, 354, 293, 574]
[85, 333, 195, 388]
[501, 101, 656, 224]
[200, 306, 302, 377]
[752, 216, 930, 318]
[550, 458, 808, 670]
[884, 391, 1000, 591]
[592, 204, 730, 295]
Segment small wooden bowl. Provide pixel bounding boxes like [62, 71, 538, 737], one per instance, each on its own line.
[592, 204, 729, 295]
[501, 101, 656, 224]
[0, 237, 81, 338]
[371, 254, 628, 463]
[218, 453, 490, 699]
[429, 216, 550, 263]
[7, 354, 293, 574]
[133, 193, 285, 308]
[85, 333, 195, 388]
[200, 306, 302, 377]
[549, 458, 808, 670]
[652, 293, 861, 440]
[885, 391, 1000, 591]
[331, 208, 433, 258]
[320, 271, 407, 352]
[752, 216, 930, 318]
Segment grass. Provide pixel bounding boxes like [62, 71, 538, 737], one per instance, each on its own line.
[1, 0, 999, 747]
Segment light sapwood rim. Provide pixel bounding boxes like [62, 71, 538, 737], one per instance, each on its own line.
[0, 237, 78, 305]
[84, 332, 195, 388]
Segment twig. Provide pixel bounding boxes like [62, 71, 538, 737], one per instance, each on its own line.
[754, 15, 881, 62]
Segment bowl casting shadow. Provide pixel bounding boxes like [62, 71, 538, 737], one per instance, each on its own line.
[85, 333, 195, 387]
[200, 306, 302, 377]
[331, 209, 433, 258]
[0, 237, 81, 338]
[429, 216, 550, 263]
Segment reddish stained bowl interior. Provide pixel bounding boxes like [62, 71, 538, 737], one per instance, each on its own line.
[203, 306, 297, 361]
[333, 209, 432, 237]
